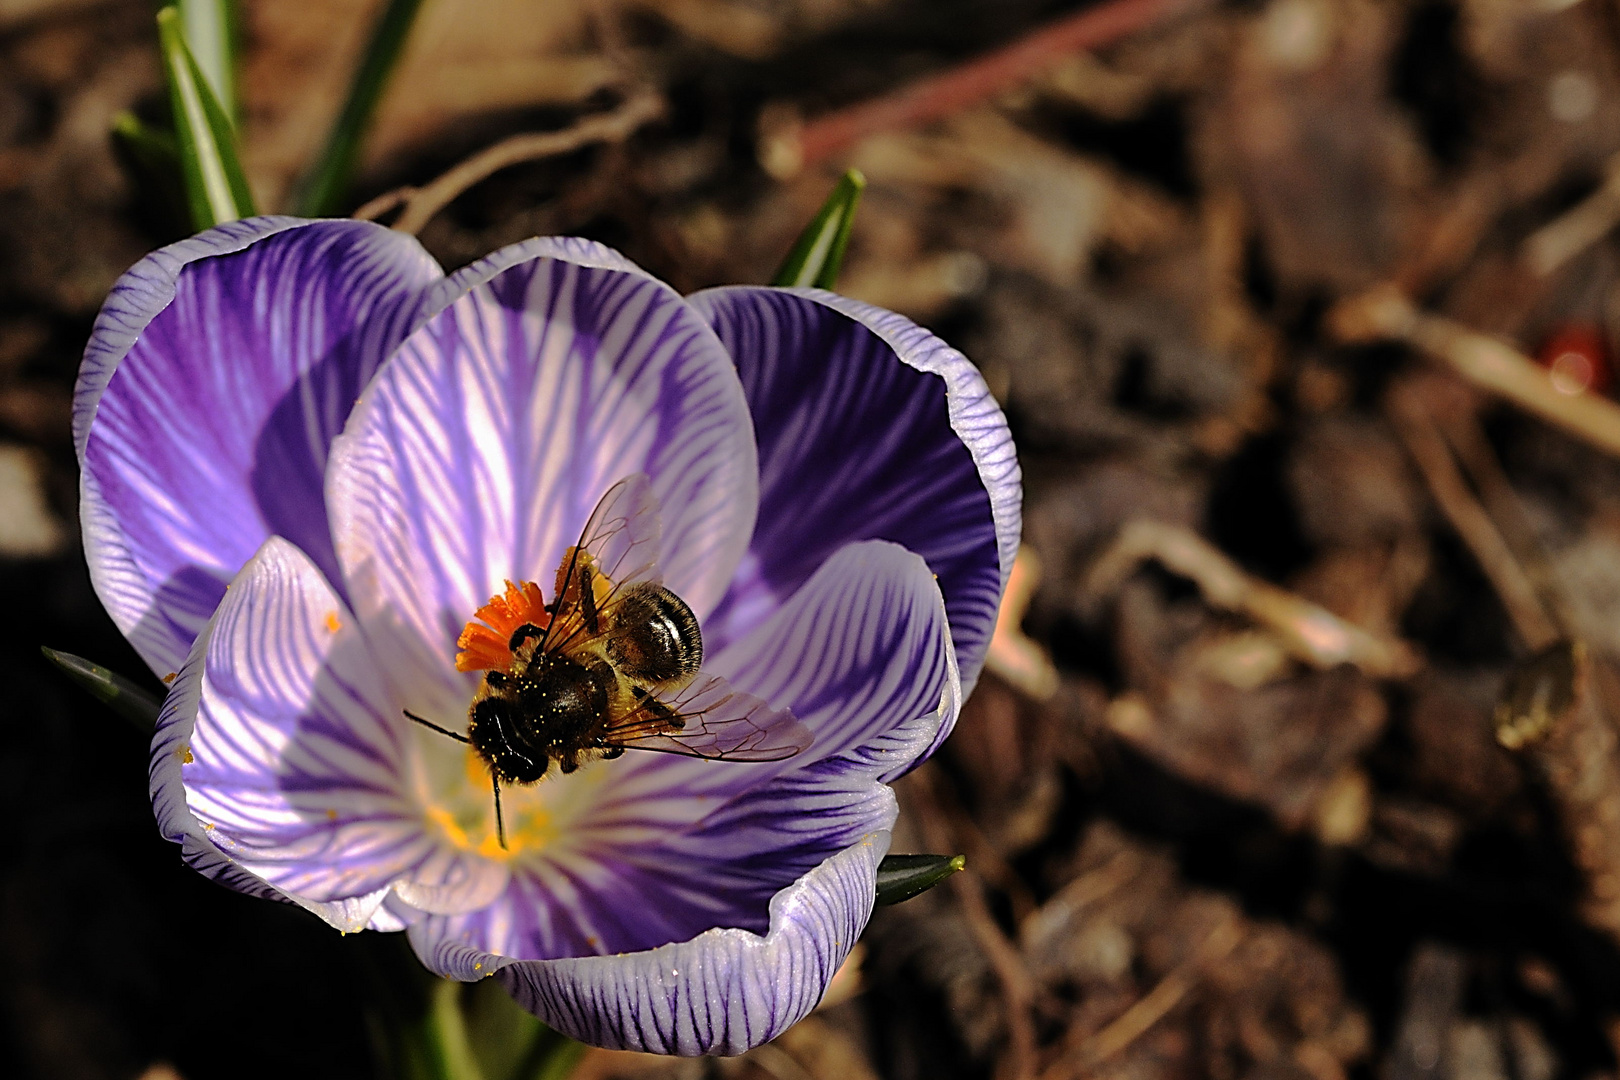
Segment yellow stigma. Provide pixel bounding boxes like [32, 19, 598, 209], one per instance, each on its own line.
[419, 746, 556, 860]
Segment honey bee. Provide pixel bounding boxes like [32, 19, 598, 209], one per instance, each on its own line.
[405, 475, 810, 848]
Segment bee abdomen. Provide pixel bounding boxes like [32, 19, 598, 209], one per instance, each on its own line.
[606, 584, 702, 684]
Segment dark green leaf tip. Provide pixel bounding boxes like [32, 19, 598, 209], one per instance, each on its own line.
[771, 168, 866, 291]
[111, 111, 180, 165]
[874, 852, 965, 906]
[295, 0, 427, 217]
[41, 647, 164, 735]
[157, 4, 255, 229]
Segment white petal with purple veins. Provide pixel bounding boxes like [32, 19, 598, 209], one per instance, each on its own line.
[689, 286, 1020, 714]
[154, 536, 511, 930]
[327, 243, 757, 712]
[412, 830, 889, 1056]
[564, 540, 954, 839]
[81, 220, 443, 675]
[75, 216, 307, 458]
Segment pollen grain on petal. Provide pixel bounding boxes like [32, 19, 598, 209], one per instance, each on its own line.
[324, 611, 342, 634]
[455, 579, 550, 671]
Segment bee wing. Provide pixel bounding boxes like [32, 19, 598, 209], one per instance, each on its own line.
[604, 673, 812, 762]
[575, 473, 663, 592]
[543, 474, 662, 653]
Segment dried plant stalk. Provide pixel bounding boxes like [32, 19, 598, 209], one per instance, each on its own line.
[1522, 155, 1620, 277]
[1085, 520, 1421, 678]
[1386, 380, 1561, 650]
[389, 92, 662, 234]
[1331, 286, 1620, 459]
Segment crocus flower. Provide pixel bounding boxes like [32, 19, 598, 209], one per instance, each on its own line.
[76, 217, 1020, 1054]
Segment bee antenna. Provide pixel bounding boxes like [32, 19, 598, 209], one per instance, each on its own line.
[403, 709, 470, 744]
[492, 774, 508, 850]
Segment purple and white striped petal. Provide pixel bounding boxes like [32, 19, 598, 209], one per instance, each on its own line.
[412, 831, 889, 1056]
[81, 220, 443, 676]
[402, 541, 953, 1042]
[540, 540, 956, 860]
[709, 539, 959, 773]
[74, 216, 307, 458]
[688, 286, 1020, 714]
[327, 241, 757, 711]
[154, 536, 509, 930]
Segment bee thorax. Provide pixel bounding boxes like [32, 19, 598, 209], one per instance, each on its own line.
[469, 652, 611, 783]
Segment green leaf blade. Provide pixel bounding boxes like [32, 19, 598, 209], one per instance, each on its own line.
[772, 168, 866, 290]
[158, 5, 255, 229]
[112, 110, 180, 169]
[875, 853, 965, 906]
[425, 979, 488, 1080]
[41, 647, 164, 735]
[177, 0, 236, 119]
[295, 0, 427, 217]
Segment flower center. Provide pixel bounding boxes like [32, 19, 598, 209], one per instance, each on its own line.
[415, 735, 612, 861]
[414, 573, 616, 861]
[421, 748, 556, 858]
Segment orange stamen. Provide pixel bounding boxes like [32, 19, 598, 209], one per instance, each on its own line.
[455, 579, 550, 672]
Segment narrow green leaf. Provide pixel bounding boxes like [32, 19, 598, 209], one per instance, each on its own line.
[157, 6, 255, 229]
[523, 1036, 585, 1080]
[426, 980, 488, 1080]
[295, 0, 427, 217]
[41, 647, 164, 735]
[459, 976, 586, 1080]
[112, 110, 179, 168]
[875, 853, 965, 906]
[772, 168, 866, 290]
[177, 0, 236, 120]
[111, 111, 192, 234]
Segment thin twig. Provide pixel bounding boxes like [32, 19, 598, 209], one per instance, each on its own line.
[910, 766, 1039, 1080]
[1522, 154, 1620, 277]
[391, 91, 663, 235]
[1084, 919, 1241, 1072]
[350, 185, 417, 222]
[1502, 651, 1620, 948]
[921, 760, 1040, 922]
[1436, 404, 1576, 633]
[767, 0, 1210, 175]
[1040, 918, 1242, 1080]
[1386, 380, 1562, 651]
[1331, 285, 1620, 460]
[986, 545, 1060, 700]
[1084, 520, 1421, 677]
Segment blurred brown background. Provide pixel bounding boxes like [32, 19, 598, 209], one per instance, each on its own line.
[8, 0, 1620, 1078]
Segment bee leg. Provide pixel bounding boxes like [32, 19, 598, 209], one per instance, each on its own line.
[599, 746, 626, 760]
[492, 773, 507, 850]
[403, 710, 470, 743]
[559, 753, 579, 774]
[508, 623, 544, 653]
[631, 688, 687, 731]
[579, 564, 600, 635]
